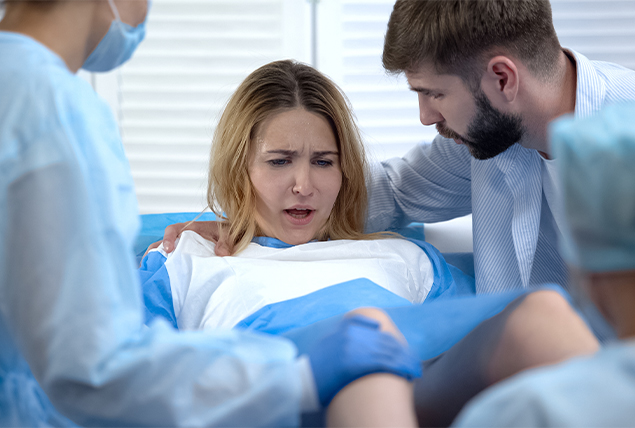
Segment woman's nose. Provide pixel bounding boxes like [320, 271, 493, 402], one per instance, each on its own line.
[292, 165, 314, 196]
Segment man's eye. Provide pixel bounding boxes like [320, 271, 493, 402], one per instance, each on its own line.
[268, 159, 289, 166]
[432, 93, 444, 100]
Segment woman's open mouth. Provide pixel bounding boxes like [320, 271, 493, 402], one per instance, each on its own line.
[284, 208, 315, 225]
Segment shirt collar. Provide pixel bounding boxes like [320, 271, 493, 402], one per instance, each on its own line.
[566, 48, 606, 119]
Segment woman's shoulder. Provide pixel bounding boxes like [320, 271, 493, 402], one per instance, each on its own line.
[168, 230, 219, 258]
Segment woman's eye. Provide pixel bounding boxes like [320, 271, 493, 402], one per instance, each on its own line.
[268, 159, 289, 166]
[315, 159, 333, 167]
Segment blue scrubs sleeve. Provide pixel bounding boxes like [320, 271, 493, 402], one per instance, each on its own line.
[2, 161, 303, 427]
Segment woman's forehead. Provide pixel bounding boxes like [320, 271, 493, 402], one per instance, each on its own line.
[252, 108, 338, 154]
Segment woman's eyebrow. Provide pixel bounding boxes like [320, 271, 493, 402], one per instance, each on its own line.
[263, 149, 297, 156]
[263, 149, 339, 156]
[312, 151, 339, 157]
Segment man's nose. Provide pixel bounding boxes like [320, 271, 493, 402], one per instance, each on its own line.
[418, 96, 443, 126]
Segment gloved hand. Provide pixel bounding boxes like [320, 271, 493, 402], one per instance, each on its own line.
[307, 315, 422, 407]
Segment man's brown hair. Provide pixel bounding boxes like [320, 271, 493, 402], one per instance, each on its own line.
[383, 0, 562, 89]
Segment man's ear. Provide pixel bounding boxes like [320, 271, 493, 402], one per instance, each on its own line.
[481, 56, 519, 104]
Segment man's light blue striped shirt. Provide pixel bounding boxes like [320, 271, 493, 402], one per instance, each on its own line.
[367, 50, 635, 293]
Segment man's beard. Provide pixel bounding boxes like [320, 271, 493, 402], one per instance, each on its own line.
[436, 90, 525, 160]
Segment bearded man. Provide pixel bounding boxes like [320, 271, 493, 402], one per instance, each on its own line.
[367, 0, 635, 293]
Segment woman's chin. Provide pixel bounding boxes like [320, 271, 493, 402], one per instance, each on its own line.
[265, 220, 327, 246]
[277, 235, 312, 246]
[270, 229, 319, 246]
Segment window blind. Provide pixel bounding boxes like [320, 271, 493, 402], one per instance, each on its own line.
[552, 0, 635, 69]
[91, 0, 634, 214]
[318, 0, 635, 163]
[97, 0, 310, 213]
[316, 0, 634, 252]
[317, 0, 430, 163]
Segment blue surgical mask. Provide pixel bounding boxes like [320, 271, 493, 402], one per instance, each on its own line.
[82, 0, 150, 72]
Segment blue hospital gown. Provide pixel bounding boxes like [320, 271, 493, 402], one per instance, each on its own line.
[0, 32, 310, 427]
[140, 234, 566, 363]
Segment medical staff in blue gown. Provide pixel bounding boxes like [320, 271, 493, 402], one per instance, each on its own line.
[453, 103, 635, 427]
[0, 1, 421, 426]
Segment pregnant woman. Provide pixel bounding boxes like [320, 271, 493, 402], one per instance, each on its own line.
[140, 60, 599, 426]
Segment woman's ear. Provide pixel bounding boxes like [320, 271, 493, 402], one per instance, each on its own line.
[481, 55, 520, 105]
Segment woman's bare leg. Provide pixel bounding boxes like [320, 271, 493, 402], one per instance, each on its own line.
[486, 289, 599, 381]
[326, 307, 418, 428]
[414, 289, 599, 427]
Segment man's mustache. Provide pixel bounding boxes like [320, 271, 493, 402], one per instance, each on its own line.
[436, 122, 464, 141]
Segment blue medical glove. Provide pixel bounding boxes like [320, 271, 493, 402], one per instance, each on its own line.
[307, 315, 422, 407]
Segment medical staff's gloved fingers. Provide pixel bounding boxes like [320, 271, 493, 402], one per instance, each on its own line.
[308, 316, 422, 407]
[346, 307, 410, 346]
[342, 314, 381, 330]
[336, 317, 417, 376]
[347, 330, 422, 380]
[369, 334, 422, 380]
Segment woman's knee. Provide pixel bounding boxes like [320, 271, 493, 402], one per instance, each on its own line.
[507, 289, 599, 352]
[346, 307, 406, 344]
[486, 289, 598, 382]
[521, 289, 572, 312]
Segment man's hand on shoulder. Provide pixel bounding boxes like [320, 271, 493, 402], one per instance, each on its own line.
[144, 221, 233, 259]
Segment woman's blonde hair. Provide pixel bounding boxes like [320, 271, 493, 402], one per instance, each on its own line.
[208, 60, 385, 253]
